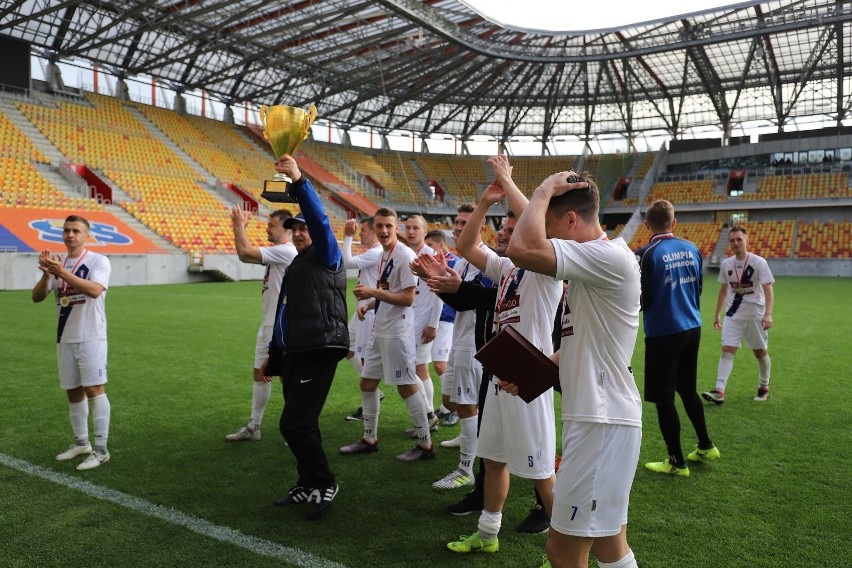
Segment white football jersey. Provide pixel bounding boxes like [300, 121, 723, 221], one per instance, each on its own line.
[551, 236, 642, 427]
[372, 242, 417, 338]
[484, 250, 562, 357]
[411, 243, 442, 334]
[344, 238, 382, 307]
[259, 242, 297, 327]
[717, 253, 774, 320]
[49, 250, 111, 343]
[450, 244, 489, 352]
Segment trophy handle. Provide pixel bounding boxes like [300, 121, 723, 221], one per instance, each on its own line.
[303, 104, 317, 138]
[259, 105, 269, 141]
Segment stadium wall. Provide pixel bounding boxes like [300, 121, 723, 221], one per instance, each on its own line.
[0, 252, 261, 290]
[3, 251, 850, 291]
[764, 259, 852, 278]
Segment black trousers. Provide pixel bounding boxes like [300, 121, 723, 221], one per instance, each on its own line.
[279, 348, 343, 489]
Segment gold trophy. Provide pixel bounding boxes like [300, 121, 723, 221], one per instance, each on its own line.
[259, 104, 317, 203]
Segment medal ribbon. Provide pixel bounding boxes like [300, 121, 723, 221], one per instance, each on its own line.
[60, 250, 88, 297]
[376, 242, 398, 281]
[732, 252, 750, 291]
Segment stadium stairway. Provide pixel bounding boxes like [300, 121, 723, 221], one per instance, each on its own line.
[708, 229, 730, 266]
[0, 94, 66, 167]
[125, 106, 222, 194]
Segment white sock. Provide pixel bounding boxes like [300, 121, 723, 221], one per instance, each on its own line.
[438, 403, 451, 415]
[249, 381, 271, 428]
[89, 394, 110, 452]
[420, 377, 435, 414]
[348, 355, 362, 375]
[477, 510, 502, 540]
[69, 399, 89, 443]
[362, 390, 380, 444]
[715, 352, 735, 392]
[599, 549, 637, 568]
[458, 416, 478, 473]
[757, 354, 771, 387]
[404, 391, 431, 447]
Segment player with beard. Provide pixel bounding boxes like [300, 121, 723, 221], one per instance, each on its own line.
[225, 206, 296, 442]
[445, 155, 561, 554]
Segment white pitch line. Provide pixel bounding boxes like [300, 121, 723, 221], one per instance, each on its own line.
[0, 453, 348, 568]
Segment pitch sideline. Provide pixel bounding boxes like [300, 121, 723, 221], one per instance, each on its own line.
[0, 452, 347, 568]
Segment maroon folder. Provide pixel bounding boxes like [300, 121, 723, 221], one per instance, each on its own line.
[475, 324, 559, 403]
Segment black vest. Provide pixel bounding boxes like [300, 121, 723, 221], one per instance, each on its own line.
[284, 246, 349, 353]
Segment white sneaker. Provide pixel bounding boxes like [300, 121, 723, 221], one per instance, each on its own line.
[56, 443, 92, 461]
[440, 436, 461, 448]
[225, 425, 261, 441]
[77, 451, 110, 471]
[432, 468, 474, 490]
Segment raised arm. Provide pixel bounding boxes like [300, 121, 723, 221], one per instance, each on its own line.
[277, 155, 341, 270]
[457, 179, 503, 271]
[230, 205, 263, 264]
[507, 173, 566, 276]
[342, 219, 358, 268]
[488, 155, 528, 217]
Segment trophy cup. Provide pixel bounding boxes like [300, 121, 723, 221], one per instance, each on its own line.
[259, 104, 317, 203]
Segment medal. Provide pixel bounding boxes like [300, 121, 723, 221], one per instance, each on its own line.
[59, 296, 70, 307]
[732, 253, 750, 296]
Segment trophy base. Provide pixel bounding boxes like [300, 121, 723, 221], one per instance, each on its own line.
[262, 178, 299, 203]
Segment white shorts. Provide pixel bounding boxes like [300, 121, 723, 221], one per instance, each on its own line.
[348, 310, 375, 358]
[477, 376, 556, 479]
[551, 421, 641, 538]
[415, 335, 433, 366]
[721, 317, 768, 350]
[255, 325, 273, 368]
[362, 335, 418, 386]
[431, 321, 453, 363]
[57, 339, 108, 390]
[444, 349, 481, 405]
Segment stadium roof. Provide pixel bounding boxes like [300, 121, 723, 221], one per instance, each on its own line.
[3, 0, 852, 142]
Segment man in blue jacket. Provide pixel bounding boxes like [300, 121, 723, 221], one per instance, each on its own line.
[263, 154, 349, 519]
[636, 200, 719, 477]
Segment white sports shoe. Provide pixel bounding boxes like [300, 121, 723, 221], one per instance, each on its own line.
[432, 468, 474, 490]
[56, 443, 92, 461]
[225, 425, 261, 442]
[440, 436, 461, 448]
[77, 451, 110, 471]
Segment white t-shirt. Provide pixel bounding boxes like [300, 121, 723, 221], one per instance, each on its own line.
[717, 253, 774, 320]
[484, 249, 562, 357]
[450, 244, 488, 352]
[372, 241, 417, 339]
[344, 238, 382, 307]
[49, 250, 111, 343]
[259, 243, 297, 327]
[551, 236, 642, 427]
[411, 243, 443, 334]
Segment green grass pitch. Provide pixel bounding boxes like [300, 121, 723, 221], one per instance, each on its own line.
[1, 276, 850, 567]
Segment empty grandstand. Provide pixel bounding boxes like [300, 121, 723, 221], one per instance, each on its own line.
[1, 0, 851, 291]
